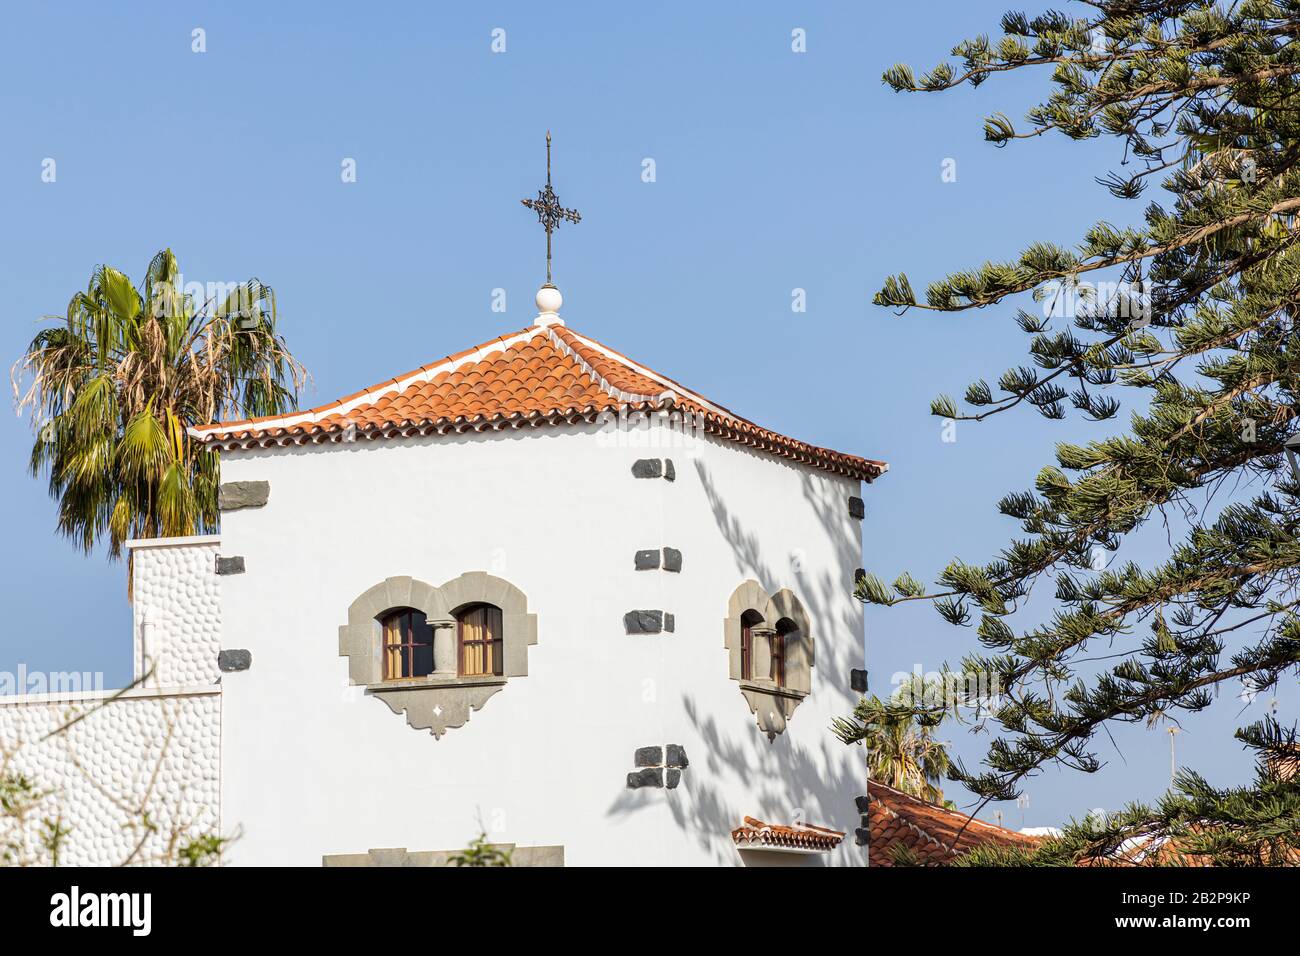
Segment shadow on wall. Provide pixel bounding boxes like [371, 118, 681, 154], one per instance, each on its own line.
[605, 454, 867, 865]
[693, 453, 864, 666]
[606, 695, 865, 865]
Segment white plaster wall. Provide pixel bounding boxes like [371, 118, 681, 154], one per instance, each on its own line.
[0, 688, 221, 866]
[218, 417, 870, 865]
[130, 538, 222, 687]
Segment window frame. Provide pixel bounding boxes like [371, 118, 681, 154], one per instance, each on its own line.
[770, 619, 799, 689]
[457, 603, 504, 678]
[740, 609, 764, 682]
[381, 608, 435, 681]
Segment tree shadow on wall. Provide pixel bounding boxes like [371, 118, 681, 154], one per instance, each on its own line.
[692, 453, 864, 673]
[606, 695, 866, 866]
[605, 455, 868, 865]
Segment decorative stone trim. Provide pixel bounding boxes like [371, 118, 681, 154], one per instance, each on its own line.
[724, 580, 814, 740]
[624, 610, 675, 634]
[854, 797, 871, 847]
[323, 844, 565, 867]
[215, 556, 245, 575]
[630, 458, 676, 481]
[218, 480, 270, 511]
[634, 548, 682, 571]
[631, 458, 662, 478]
[217, 649, 252, 672]
[627, 768, 663, 789]
[337, 572, 538, 738]
[851, 668, 869, 693]
[848, 496, 865, 520]
[627, 744, 688, 788]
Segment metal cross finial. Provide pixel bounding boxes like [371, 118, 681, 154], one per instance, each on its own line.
[521, 131, 581, 285]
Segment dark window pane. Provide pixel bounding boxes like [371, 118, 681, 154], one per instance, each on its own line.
[412, 613, 433, 646]
[380, 608, 436, 680]
[412, 642, 434, 677]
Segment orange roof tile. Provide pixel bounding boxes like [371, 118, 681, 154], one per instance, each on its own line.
[190, 322, 888, 481]
[867, 781, 1039, 866]
[731, 816, 846, 852]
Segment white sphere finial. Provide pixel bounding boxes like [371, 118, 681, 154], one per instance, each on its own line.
[535, 283, 564, 326]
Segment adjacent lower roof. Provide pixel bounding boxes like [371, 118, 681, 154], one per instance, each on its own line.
[868, 781, 1040, 866]
[189, 322, 888, 482]
[731, 816, 846, 852]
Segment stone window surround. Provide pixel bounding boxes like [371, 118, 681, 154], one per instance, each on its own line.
[338, 572, 537, 738]
[724, 580, 814, 741]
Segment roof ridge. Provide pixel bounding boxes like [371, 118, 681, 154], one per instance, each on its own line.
[542, 325, 660, 404]
[556, 326, 729, 418]
[876, 798, 958, 852]
[561, 324, 888, 472]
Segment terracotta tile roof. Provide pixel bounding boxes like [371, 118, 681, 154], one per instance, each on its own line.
[189, 322, 888, 482]
[866, 781, 1039, 866]
[731, 816, 846, 852]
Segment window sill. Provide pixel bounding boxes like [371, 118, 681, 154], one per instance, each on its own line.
[738, 680, 808, 701]
[367, 676, 508, 692]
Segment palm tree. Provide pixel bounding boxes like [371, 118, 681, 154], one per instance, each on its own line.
[12, 249, 306, 559]
[834, 680, 952, 804]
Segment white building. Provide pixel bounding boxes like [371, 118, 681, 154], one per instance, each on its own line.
[0, 284, 886, 866]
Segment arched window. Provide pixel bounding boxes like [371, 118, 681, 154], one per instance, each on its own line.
[382, 608, 434, 680]
[740, 609, 764, 681]
[772, 618, 799, 689]
[458, 603, 503, 677]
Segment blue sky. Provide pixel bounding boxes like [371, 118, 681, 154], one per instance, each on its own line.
[1, 0, 1290, 830]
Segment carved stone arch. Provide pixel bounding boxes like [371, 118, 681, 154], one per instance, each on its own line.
[766, 588, 814, 696]
[338, 576, 445, 686]
[724, 580, 769, 681]
[436, 571, 537, 678]
[723, 581, 814, 741]
[337, 572, 538, 739]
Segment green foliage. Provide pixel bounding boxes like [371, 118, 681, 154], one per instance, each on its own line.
[449, 831, 514, 867]
[40, 816, 71, 867]
[0, 771, 46, 865]
[834, 676, 954, 803]
[955, 720, 1300, 866]
[12, 249, 307, 558]
[866, 0, 1300, 834]
[177, 833, 228, 867]
[890, 843, 923, 866]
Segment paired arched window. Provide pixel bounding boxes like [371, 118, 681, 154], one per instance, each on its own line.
[739, 610, 796, 688]
[380, 603, 502, 680]
[458, 603, 503, 677]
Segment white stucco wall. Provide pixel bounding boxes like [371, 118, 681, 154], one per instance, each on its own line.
[218, 416, 870, 865]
